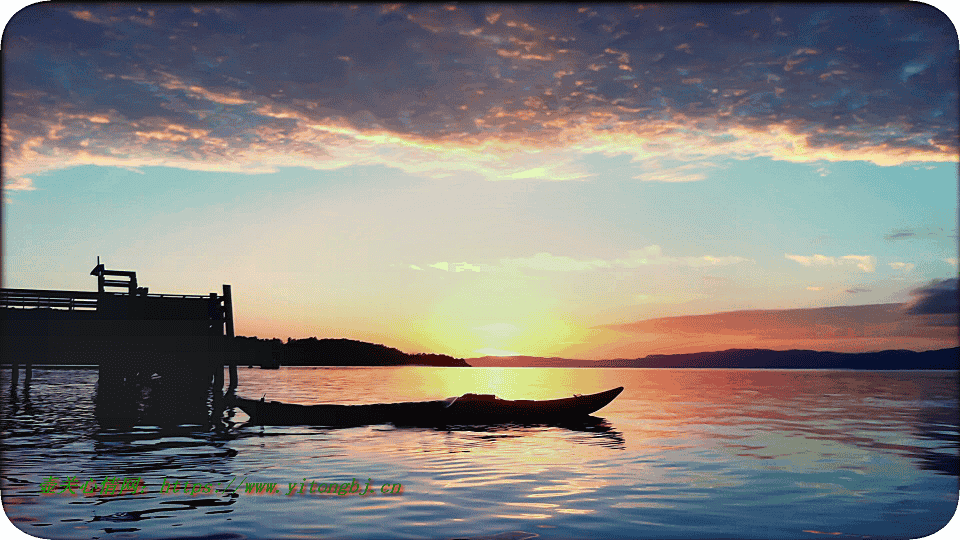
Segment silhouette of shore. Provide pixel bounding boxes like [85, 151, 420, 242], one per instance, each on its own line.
[0, 329, 470, 368]
[230, 336, 470, 367]
[467, 347, 959, 369]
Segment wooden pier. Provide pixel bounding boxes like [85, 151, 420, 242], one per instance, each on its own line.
[1, 261, 238, 422]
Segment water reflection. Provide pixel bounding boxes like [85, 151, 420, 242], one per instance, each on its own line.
[94, 367, 226, 430]
[423, 417, 625, 450]
[450, 531, 539, 540]
[7, 378, 32, 416]
[89, 492, 241, 522]
[1, 369, 252, 538]
[2, 367, 957, 540]
[606, 368, 959, 478]
[231, 414, 625, 450]
[911, 403, 960, 476]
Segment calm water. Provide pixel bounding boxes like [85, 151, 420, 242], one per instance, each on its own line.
[1, 367, 957, 540]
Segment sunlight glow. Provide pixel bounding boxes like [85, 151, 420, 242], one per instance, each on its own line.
[473, 348, 521, 357]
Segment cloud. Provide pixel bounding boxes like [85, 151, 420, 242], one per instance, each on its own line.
[885, 226, 958, 242]
[632, 162, 713, 183]
[422, 262, 497, 272]
[845, 288, 871, 294]
[502, 252, 612, 272]
[415, 245, 751, 274]
[452, 262, 497, 273]
[806, 286, 823, 291]
[2, 176, 36, 191]
[905, 278, 959, 317]
[785, 254, 838, 266]
[785, 253, 875, 272]
[614, 246, 750, 268]
[885, 229, 916, 241]
[603, 302, 957, 339]
[888, 262, 915, 272]
[945, 258, 958, 267]
[3, 4, 956, 189]
[840, 255, 876, 273]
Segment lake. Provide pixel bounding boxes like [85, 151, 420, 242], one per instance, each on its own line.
[1, 366, 957, 539]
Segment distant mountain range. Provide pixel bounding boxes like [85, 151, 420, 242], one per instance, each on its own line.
[466, 347, 959, 369]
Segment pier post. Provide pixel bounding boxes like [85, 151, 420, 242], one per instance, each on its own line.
[213, 363, 224, 395]
[210, 292, 224, 395]
[223, 285, 237, 391]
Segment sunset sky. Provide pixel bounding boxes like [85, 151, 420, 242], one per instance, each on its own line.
[3, 4, 958, 359]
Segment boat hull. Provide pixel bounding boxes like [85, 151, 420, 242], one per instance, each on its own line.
[230, 387, 624, 427]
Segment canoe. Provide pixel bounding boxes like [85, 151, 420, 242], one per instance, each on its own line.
[230, 387, 624, 427]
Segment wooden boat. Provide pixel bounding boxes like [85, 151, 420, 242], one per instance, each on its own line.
[229, 387, 624, 426]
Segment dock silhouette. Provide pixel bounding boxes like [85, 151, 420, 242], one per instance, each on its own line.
[1, 259, 237, 425]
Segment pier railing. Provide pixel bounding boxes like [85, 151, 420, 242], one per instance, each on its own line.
[1, 288, 216, 311]
[1, 288, 101, 311]
[1, 287, 234, 343]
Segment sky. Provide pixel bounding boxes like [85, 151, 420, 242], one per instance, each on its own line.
[2, 3, 958, 359]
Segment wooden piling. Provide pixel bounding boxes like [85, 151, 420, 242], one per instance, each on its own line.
[210, 292, 224, 395]
[223, 284, 237, 391]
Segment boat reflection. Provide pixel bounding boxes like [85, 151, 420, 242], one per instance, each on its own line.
[423, 415, 625, 449]
[231, 413, 625, 449]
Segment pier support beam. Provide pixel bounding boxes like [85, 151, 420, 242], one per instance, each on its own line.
[213, 361, 224, 395]
[223, 284, 237, 392]
[210, 291, 225, 396]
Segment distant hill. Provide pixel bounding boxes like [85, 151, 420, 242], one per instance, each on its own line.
[467, 356, 598, 367]
[234, 336, 471, 367]
[467, 347, 959, 369]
